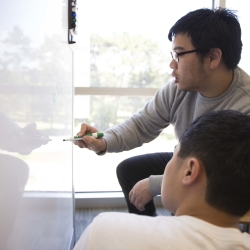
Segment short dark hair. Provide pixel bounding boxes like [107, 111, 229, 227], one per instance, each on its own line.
[178, 110, 250, 216]
[168, 8, 242, 70]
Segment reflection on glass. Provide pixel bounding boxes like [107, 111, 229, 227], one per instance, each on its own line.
[0, 113, 49, 249]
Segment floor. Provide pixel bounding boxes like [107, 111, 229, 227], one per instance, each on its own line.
[74, 206, 171, 244]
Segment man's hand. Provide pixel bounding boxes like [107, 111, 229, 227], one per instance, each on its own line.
[129, 178, 153, 212]
[74, 123, 107, 153]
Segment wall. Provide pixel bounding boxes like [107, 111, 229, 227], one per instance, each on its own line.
[0, 0, 74, 249]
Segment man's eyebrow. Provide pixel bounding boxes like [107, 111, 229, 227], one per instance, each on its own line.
[173, 46, 185, 51]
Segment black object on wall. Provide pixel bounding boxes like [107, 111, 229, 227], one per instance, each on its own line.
[68, 0, 77, 44]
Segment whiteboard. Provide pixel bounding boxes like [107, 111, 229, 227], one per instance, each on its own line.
[0, 0, 74, 249]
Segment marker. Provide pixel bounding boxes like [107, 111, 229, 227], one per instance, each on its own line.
[63, 132, 104, 141]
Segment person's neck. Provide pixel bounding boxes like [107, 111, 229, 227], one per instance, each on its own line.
[199, 68, 234, 98]
[175, 201, 240, 229]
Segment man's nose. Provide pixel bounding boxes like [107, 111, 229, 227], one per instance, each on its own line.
[169, 58, 177, 69]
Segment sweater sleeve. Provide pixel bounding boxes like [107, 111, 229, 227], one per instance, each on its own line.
[104, 81, 174, 153]
[149, 175, 163, 196]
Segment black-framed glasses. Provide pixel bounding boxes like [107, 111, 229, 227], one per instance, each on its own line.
[170, 49, 200, 62]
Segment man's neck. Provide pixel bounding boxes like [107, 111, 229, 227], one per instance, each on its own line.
[175, 201, 240, 229]
[199, 68, 234, 98]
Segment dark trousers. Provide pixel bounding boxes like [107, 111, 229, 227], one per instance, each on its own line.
[116, 152, 173, 216]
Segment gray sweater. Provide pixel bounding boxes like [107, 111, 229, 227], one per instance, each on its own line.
[103, 67, 250, 196]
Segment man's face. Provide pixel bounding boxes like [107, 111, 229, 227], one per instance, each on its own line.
[161, 144, 183, 213]
[170, 33, 209, 93]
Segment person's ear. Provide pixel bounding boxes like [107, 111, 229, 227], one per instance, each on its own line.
[209, 48, 222, 69]
[182, 158, 201, 185]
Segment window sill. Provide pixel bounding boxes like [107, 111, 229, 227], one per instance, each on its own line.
[75, 192, 162, 208]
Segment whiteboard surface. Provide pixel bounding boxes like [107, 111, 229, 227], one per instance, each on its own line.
[0, 0, 74, 249]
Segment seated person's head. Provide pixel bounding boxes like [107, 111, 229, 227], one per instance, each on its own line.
[162, 110, 250, 218]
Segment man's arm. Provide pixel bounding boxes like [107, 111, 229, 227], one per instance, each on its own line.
[75, 80, 180, 154]
[149, 175, 163, 196]
[104, 82, 174, 153]
[129, 175, 162, 211]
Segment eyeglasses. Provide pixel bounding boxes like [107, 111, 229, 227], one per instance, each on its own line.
[170, 49, 199, 62]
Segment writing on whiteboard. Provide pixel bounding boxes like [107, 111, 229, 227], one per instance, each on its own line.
[53, 81, 71, 106]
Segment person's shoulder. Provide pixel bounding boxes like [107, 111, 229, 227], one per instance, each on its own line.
[236, 67, 250, 91]
[82, 214, 250, 250]
[233, 68, 250, 108]
[92, 212, 188, 235]
[237, 67, 250, 79]
[91, 212, 175, 235]
[93, 211, 129, 222]
[92, 211, 153, 226]
[89, 213, 180, 248]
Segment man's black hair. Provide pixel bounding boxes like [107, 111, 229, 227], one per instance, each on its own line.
[178, 110, 250, 216]
[168, 8, 242, 69]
